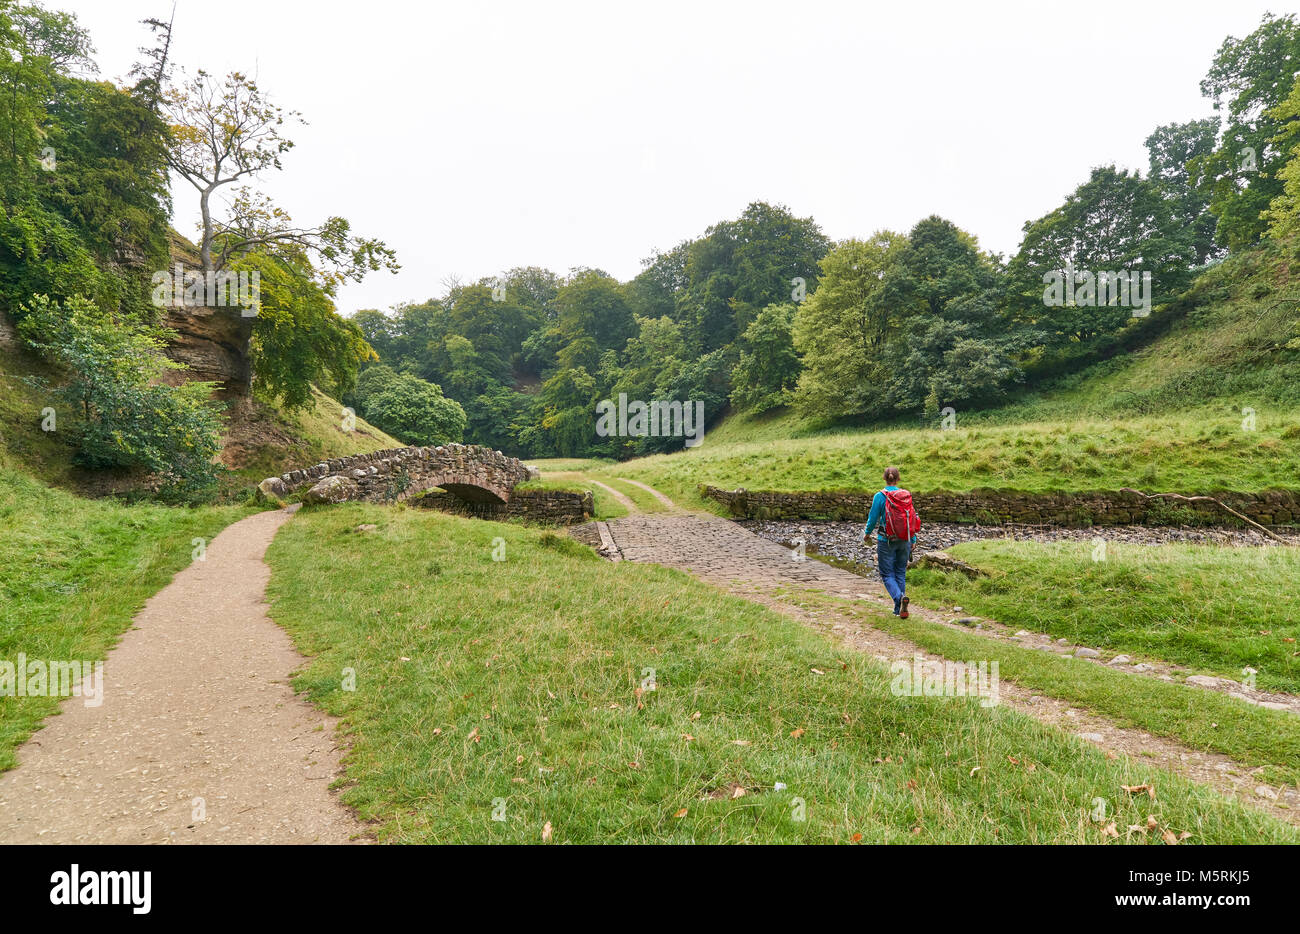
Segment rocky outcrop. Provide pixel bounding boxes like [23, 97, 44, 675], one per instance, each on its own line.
[160, 304, 254, 397]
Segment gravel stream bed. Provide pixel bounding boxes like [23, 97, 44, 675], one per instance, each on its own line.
[739, 520, 1299, 570]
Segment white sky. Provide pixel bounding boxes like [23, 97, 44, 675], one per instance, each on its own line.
[55, 0, 1288, 314]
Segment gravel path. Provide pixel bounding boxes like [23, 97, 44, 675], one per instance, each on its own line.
[0, 508, 363, 845]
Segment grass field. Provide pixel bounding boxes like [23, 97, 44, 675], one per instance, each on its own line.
[0, 467, 251, 770]
[263, 503, 1298, 843]
[905, 540, 1300, 694]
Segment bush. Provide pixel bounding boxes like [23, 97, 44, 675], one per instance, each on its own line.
[359, 370, 467, 446]
[17, 294, 224, 497]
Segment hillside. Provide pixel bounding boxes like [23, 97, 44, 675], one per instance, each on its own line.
[600, 243, 1300, 506]
[0, 312, 400, 497]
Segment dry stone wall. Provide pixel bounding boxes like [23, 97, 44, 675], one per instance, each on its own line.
[258, 443, 537, 506]
[701, 486, 1300, 528]
[416, 489, 594, 525]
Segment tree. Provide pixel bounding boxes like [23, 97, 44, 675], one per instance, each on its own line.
[1189, 13, 1300, 250]
[1263, 81, 1300, 240]
[1007, 167, 1192, 344]
[360, 370, 466, 447]
[162, 69, 397, 285]
[551, 269, 636, 372]
[1145, 117, 1221, 265]
[730, 302, 801, 414]
[237, 249, 376, 408]
[793, 233, 909, 418]
[677, 202, 830, 353]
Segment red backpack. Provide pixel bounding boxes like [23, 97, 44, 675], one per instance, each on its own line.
[882, 489, 922, 541]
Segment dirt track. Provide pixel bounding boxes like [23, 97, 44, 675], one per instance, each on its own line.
[0, 509, 362, 844]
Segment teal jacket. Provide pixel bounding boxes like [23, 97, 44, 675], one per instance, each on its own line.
[863, 486, 916, 544]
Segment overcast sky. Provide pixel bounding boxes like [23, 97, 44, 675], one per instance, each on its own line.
[56, 0, 1285, 315]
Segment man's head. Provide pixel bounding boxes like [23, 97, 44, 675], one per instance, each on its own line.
[884, 466, 900, 485]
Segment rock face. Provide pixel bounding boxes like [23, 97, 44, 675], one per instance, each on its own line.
[161, 304, 254, 397]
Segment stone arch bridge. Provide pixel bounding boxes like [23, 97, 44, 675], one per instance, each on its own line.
[257, 443, 538, 506]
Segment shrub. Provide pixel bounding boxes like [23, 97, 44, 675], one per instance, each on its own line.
[17, 294, 223, 497]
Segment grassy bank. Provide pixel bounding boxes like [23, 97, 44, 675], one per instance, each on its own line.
[806, 590, 1300, 790]
[598, 408, 1300, 511]
[0, 467, 252, 769]
[906, 540, 1300, 694]
[263, 504, 1298, 843]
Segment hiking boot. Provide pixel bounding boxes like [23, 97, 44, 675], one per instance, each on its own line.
[899, 596, 909, 619]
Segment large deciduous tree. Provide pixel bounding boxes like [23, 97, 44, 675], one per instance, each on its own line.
[1188, 13, 1300, 251]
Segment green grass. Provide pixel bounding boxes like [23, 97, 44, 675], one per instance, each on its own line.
[0, 466, 252, 770]
[528, 457, 615, 472]
[906, 540, 1300, 694]
[602, 409, 1300, 510]
[794, 587, 1300, 788]
[603, 477, 668, 513]
[221, 385, 402, 487]
[516, 474, 624, 520]
[262, 503, 1299, 843]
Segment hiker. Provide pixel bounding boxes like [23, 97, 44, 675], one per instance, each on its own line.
[862, 466, 921, 617]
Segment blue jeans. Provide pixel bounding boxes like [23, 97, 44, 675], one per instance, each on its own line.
[877, 538, 911, 606]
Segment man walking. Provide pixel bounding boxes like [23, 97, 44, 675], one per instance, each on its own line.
[862, 466, 921, 617]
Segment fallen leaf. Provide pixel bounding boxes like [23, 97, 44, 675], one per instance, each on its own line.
[467, 728, 480, 743]
[541, 821, 552, 842]
[790, 728, 805, 738]
[628, 761, 640, 770]
[1161, 829, 1178, 845]
[731, 739, 751, 746]
[681, 733, 694, 742]
[690, 711, 701, 721]
[515, 755, 524, 764]
[1146, 815, 1159, 831]
[811, 668, 825, 675]
[1102, 821, 1119, 838]
[731, 786, 746, 799]
[851, 833, 863, 843]
[431, 728, 442, 736]
[969, 766, 981, 777]
[674, 808, 688, 819]
[1121, 783, 1153, 797]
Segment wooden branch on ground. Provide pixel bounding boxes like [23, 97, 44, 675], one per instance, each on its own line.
[1119, 488, 1284, 542]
